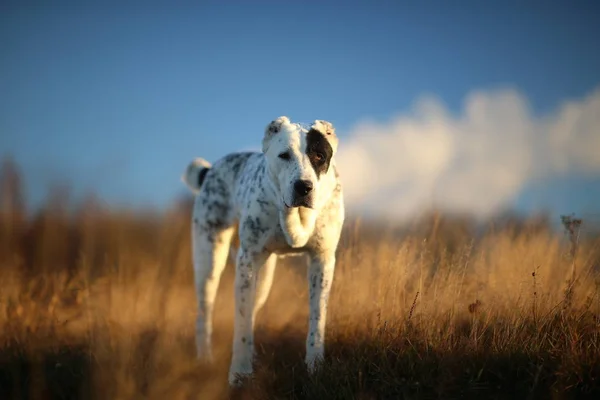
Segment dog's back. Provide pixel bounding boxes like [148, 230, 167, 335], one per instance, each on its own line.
[182, 152, 259, 196]
[182, 152, 262, 254]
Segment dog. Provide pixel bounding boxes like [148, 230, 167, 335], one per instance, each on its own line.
[181, 116, 345, 385]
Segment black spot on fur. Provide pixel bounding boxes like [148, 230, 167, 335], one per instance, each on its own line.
[311, 274, 318, 289]
[256, 199, 270, 213]
[268, 120, 279, 133]
[242, 215, 268, 247]
[241, 279, 250, 291]
[197, 167, 209, 188]
[306, 129, 333, 177]
[223, 152, 253, 178]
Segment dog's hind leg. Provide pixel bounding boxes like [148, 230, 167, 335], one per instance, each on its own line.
[252, 254, 277, 328]
[193, 224, 235, 361]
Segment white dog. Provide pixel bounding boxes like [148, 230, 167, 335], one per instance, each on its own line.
[182, 116, 344, 385]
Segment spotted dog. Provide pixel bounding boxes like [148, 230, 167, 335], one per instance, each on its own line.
[182, 116, 344, 386]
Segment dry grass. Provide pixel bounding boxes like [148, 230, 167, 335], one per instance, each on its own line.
[1, 167, 599, 398]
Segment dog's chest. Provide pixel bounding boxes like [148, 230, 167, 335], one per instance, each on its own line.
[263, 223, 308, 255]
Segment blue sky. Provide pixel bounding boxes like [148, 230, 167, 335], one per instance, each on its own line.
[1, 1, 600, 220]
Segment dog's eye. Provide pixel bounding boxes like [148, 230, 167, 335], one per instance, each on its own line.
[313, 153, 325, 162]
[278, 152, 291, 160]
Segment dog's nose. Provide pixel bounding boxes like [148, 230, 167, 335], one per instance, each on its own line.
[294, 180, 313, 196]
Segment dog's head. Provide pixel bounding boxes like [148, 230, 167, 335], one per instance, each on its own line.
[262, 116, 338, 209]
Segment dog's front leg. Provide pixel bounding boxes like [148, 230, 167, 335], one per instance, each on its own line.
[305, 250, 336, 372]
[229, 249, 270, 386]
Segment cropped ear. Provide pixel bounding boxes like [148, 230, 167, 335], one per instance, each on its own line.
[310, 119, 338, 154]
[262, 116, 291, 153]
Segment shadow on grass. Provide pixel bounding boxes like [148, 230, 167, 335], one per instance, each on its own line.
[0, 342, 91, 400]
[0, 326, 598, 400]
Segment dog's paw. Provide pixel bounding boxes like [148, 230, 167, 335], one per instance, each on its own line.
[195, 336, 215, 363]
[228, 359, 253, 387]
[196, 348, 214, 364]
[228, 370, 252, 387]
[305, 354, 323, 374]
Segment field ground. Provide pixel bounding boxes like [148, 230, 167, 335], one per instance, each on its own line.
[1, 191, 599, 399]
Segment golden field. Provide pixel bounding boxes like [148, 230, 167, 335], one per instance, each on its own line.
[0, 162, 599, 399]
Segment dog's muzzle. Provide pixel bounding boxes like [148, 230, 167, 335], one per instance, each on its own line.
[287, 179, 314, 208]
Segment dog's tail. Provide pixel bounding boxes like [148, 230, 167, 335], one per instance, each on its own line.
[181, 158, 212, 194]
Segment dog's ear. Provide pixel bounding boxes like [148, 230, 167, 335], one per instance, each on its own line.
[310, 120, 339, 154]
[262, 116, 291, 152]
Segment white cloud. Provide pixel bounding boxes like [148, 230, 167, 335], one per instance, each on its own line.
[335, 87, 600, 220]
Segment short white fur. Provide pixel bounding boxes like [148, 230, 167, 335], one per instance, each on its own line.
[182, 116, 345, 386]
